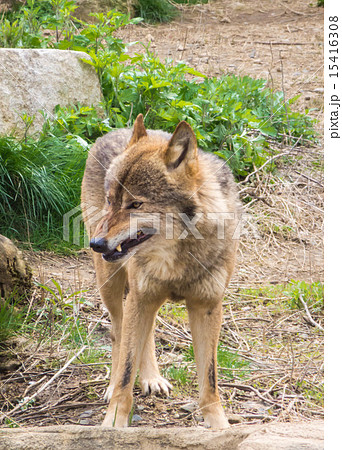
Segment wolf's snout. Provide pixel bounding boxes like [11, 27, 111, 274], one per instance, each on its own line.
[90, 237, 108, 253]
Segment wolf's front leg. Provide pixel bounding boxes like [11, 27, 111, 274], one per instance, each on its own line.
[92, 254, 127, 403]
[102, 293, 164, 427]
[139, 326, 173, 396]
[186, 299, 229, 429]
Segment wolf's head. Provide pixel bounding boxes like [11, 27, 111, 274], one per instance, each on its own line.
[90, 114, 202, 262]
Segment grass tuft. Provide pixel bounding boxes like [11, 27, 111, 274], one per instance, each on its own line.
[0, 296, 25, 342]
[134, 0, 179, 23]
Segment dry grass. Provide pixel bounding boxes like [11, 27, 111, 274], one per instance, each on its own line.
[237, 142, 323, 285]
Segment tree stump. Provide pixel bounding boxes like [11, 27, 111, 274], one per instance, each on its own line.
[0, 235, 31, 300]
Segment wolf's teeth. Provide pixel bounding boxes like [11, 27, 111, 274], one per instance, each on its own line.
[116, 244, 122, 252]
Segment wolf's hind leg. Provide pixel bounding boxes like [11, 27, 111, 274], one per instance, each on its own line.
[186, 300, 229, 429]
[93, 253, 127, 402]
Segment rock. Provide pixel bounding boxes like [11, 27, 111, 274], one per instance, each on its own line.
[0, 425, 246, 449]
[131, 414, 142, 423]
[0, 235, 31, 299]
[0, 422, 324, 449]
[79, 410, 94, 419]
[180, 402, 197, 413]
[0, 49, 103, 135]
[79, 419, 91, 425]
[227, 414, 244, 424]
[238, 421, 324, 450]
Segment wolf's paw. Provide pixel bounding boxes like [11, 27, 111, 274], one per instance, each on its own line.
[140, 375, 173, 396]
[102, 403, 128, 428]
[203, 411, 229, 430]
[104, 383, 115, 403]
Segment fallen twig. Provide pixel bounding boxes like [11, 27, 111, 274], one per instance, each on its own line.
[299, 294, 324, 331]
[253, 41, 316, 45]
[293, 170, 323, 187]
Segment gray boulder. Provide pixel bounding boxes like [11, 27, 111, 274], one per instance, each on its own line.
[0, 49, 103, 135]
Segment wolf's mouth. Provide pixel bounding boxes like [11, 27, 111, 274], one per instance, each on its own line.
[102, 229, 154, 262]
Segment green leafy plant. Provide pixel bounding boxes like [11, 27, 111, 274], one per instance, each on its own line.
[284, 280, 324, 311]
[0, 0, 52, 48]
[37, 278, 88, 308]
[239, 281, 324, 313]
[51, 103, 113, 140]
[0, 17, 25, 47]
[0, 0, 139, 50]
[135, 0, 209, 24]
[3, 418, 20, 428]
[45, 0, 78, 43]
[165, 365, 190, 385]
[85, 48, 316, 178]
[56, 9, 141, 53]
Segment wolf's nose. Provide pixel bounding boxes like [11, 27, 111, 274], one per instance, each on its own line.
[90, 237, 108, 253]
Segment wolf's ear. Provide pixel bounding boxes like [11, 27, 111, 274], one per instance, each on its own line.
[165, 121, 197, 170]
[128, 114, 147, 146]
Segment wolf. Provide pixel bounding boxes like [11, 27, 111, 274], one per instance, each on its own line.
[81, 114, 240, 428]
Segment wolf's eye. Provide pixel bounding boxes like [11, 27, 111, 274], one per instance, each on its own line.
[129, 201, 143, 209]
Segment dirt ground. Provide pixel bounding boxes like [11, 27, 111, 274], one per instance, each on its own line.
[0, 0, 324, 430]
